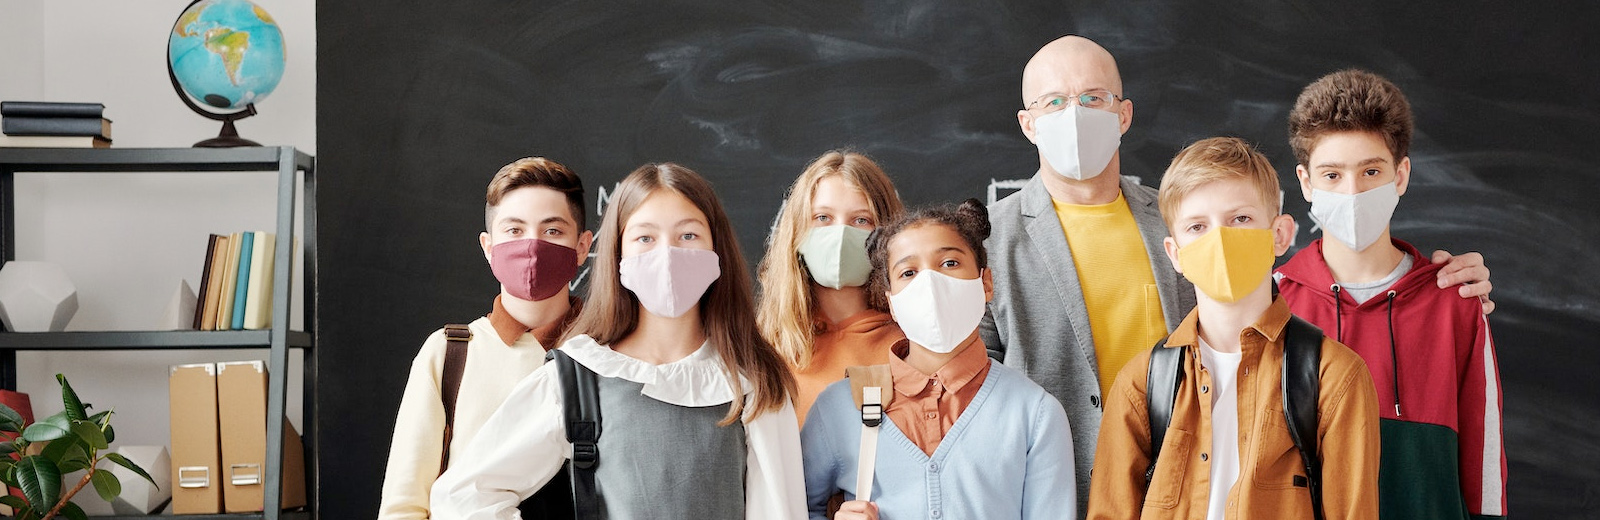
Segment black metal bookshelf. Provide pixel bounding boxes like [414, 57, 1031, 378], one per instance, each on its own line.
[0, 147, 317, 520]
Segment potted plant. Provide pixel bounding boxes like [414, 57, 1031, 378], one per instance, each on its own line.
[0, 374, 158, 520]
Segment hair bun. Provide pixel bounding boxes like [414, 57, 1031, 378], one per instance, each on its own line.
[956, 198, 991, 241]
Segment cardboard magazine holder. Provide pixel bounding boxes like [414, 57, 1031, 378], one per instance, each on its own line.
[216, 361, 306, 512]
[168, 363, 222, 514]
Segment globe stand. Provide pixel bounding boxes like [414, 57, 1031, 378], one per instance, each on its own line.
[194, 107, 262, 148]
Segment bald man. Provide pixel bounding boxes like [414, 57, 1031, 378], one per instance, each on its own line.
[979, 35, 1496, 517]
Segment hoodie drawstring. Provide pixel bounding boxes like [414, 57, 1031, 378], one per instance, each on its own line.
[1386, 290, 1402, 417]
[1330, 284, 1344, 343]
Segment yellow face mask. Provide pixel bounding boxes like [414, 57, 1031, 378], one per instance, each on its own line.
[1177, 226, 1275, 303]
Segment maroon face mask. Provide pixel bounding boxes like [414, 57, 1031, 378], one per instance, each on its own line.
[489, 239, 580, 301]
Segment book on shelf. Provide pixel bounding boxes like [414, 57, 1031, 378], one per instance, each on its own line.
[0, 133, 110, 148]
[243, 232, 276, 330]
[1, 116, 112, 138]
[0, 101, 104, 118]
[215, 232, 244, 331]
[230, 232, 255, 331]
[194, 234, 226, 330]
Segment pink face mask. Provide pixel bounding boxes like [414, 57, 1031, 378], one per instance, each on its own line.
[489, 239, 579, 302]
[618, 246, 721, 318]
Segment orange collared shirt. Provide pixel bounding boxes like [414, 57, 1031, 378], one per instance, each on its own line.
[886, 337, 993, 456]
[488, 294, 582, 349]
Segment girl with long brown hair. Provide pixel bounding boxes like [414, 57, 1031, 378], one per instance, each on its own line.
[756, 150, 906, 423]
[432, 163, 805, 519]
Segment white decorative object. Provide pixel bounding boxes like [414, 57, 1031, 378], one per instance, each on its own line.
[65, 445, 173, 515]
[159, 280, 198, 330]
[0, 261, 79, 332]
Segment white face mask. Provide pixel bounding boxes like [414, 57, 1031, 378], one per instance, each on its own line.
[1033, 104, 1122, 181]
[1309, 182, 1400, 252]
[887, 270, 987, 354]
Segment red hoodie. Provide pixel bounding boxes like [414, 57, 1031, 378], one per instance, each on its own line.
[1275, 238, 1505, 520]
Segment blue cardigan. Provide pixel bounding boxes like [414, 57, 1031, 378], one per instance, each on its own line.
[800, 360, 1077, 520]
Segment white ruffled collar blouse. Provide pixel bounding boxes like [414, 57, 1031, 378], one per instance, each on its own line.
[560, 334, 754, 408]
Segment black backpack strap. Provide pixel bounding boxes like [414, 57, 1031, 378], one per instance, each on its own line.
[549, 349, 602, 520]
[438, 324, 472, 474]
[1281, 315, 1324, 520]
[1144, 337, 1183, 486]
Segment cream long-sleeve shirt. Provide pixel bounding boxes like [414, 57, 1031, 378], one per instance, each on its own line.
[430, 334, 808, 520]
[378, 297, 573, 520]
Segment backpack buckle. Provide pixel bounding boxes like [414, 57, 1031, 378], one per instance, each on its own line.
[860, 386, 884, 427]
[572, 441, 599, 469]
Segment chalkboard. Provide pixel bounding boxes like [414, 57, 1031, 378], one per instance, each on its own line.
[318, 1, 1600, 517]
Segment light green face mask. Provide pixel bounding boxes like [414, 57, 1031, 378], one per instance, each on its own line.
[797, 225, 873, 290]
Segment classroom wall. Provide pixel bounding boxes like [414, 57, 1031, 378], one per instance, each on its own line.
[0, 0, 315, 467]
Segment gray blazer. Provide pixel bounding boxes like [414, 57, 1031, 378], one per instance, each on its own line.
[980, 173, 1195, 516]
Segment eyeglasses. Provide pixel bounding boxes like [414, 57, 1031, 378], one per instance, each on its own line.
[1026, 89, 1124, 113]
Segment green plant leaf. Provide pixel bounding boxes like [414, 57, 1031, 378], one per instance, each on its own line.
[1, 460, 18, 487]
[104, 452, 158, 488]
[90, 470, 120, 503]
[40, 432, 81, 462]
[15, 455, 60, 514]
[21, 413, 70, 443]
[58, 500, 88, 520]
[0, 439, 16, 456]
[0, 403, 24, 433]
[88, 411, 115, 444]
[69, 423, 107, 451]
[55, 374, 89, 422]
[0, 493, 26, 511]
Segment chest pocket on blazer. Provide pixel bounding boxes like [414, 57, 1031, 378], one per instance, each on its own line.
[1145, 427, 1193, 510]
[1252, 411, 1308, 490]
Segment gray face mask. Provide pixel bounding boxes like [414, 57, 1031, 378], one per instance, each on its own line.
[1310, 182, 1399, 252]
[1034, 104, 1122, 181]
[797, 225, 873, 290]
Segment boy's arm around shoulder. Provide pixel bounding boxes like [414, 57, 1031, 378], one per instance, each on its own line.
[1021, 384, 1076, 520]
[1085, 348, 1155, 520]
[1315, 338, 1381, 520]
[378, 329, 451, 520]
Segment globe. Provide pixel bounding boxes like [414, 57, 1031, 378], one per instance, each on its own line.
[168, 0, 286, 111]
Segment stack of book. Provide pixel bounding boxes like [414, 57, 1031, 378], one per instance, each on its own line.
[0, 101, 112, 148]
[193, 232, 286, 331]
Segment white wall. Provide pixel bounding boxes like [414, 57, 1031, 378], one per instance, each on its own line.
[0, 0, 315, 454]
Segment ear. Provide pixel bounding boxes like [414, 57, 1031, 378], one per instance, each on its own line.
[982, 268, 995, 303]
[1163, 236, 1183, 274]
[1394, 156, 1412, 197]
[1271, 214, 1297, 256]
[1117, 98, 1134, 134]
[1295, 164, 1315, 202]
[1017, 109, 1039, 144]
[576, 230, 595, 266]
[480, 231, 494, 264]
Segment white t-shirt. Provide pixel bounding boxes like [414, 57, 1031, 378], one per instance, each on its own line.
[1198, 338, 1244, 520]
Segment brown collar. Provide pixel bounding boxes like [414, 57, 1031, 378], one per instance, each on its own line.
[488, 295, 583, 350]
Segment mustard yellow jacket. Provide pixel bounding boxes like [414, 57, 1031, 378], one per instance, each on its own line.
[1088, 298, 1380, 520]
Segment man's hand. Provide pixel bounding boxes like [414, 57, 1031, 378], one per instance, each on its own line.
[1431, 250, 1495, 315]
[835, 500, 880, 520]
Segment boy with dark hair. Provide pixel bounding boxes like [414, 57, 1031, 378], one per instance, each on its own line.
[1277, 69, 1506, 519]
[1088, 137, 1379, 520]
[379, 157, 592, 519]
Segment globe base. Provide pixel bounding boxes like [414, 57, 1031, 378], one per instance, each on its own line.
[193, 117, 261, 148]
